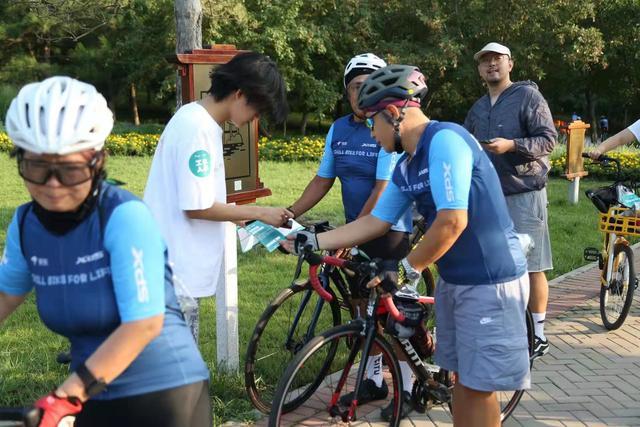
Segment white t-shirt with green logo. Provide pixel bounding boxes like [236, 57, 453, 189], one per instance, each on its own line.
[144, 102, 226, 298]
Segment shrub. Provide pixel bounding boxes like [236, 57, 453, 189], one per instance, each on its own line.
[0, 131, 327, 161]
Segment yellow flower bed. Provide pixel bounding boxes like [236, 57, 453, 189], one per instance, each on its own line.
[0, 132, 12, 152]
[258, 136, 325, 161]
[0, 131, 326, 161]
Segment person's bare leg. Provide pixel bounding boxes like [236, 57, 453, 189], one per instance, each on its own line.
[529, 271, 549, 343]
[528, 271, 548, 313]
[452, 382, 500, 427]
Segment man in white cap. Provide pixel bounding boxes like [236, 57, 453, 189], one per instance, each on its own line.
[464, 42, 557, 359]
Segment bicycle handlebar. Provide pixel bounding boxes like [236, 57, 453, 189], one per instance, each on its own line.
[303, 246, 377, 303]
[582, 153, 621, 178]
[302, 247, 435, 324]
[380, 294, 435, 323]
[581, 152, 615, 162]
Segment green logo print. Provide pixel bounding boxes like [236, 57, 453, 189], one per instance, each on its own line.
[189, 150, 211, 177]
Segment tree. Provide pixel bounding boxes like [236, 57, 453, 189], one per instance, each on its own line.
[175, 0, 202, 108]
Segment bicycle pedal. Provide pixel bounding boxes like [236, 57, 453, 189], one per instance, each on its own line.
[427, 383, 451, 404]
[583, 247, 601, 263]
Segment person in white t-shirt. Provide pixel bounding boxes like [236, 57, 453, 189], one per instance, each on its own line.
[144, 52, 290, 341]
[588, 118, 640, 159]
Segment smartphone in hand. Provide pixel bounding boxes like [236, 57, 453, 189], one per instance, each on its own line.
[479, 139, 492, 145]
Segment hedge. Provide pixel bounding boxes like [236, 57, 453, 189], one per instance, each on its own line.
[3, 131, 640, 180]
[0, 132, 326, 161]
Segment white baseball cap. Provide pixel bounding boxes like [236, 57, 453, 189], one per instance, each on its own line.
[474, 42, 511, 61]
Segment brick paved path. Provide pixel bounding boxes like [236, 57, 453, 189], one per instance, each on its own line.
[241, 259, 640, 427]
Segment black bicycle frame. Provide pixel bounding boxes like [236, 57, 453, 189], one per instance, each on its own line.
[284, 256, 352, 351]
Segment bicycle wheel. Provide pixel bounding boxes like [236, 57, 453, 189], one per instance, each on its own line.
[496, 309, 535, 421]
[269, 324, 402, 426]
[600, 243, 636, 330]
[245, 280, 342, 413]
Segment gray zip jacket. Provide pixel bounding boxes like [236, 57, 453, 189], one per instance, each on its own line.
[464, 80, 557, 195]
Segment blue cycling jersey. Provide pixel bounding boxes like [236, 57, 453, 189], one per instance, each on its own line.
[317, 115, 411, 232]
[372, 121, 527, 285]
[0, 183, 209, 399]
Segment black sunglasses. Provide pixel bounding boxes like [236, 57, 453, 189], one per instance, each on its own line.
[18, 154, 101, 186]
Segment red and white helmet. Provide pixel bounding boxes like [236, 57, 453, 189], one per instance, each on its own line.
[5, 76, 113, 155]
[343, 53, 387, 88]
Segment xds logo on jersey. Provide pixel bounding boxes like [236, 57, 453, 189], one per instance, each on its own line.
[132, 247, 150, 303]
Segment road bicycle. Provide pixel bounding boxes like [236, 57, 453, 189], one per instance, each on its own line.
[244, 221, 435, 413]
[583, 154, 638, 330]
[268, 248, 534, 426]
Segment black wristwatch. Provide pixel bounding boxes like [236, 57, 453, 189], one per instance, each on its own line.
[75, 362, 107, 397]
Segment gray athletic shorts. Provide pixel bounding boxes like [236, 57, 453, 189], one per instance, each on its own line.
[434, 275, 531, 392]
[505, 188, 553, 272]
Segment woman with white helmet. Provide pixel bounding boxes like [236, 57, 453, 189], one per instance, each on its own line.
[285, 53, 415, 416]
[0, 76, 211, 427]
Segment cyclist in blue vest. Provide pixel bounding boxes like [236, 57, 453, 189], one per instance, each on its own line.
[285, 65, 530, 425]
[0, 77, 210, 427]
[287, 53, 414, 411]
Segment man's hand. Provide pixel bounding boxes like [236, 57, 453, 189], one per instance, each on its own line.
[34, 393, 82, 427]
[367, 258, 422, 293]
[367, 260, 399, 293]
[482, 137, 516, 154]
[587, 149, 603, 160]
[281, 230, 319, 255]
[257, 207, 294, 227]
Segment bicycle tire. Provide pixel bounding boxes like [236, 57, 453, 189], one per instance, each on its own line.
[600, 244, 636, 330]
[269, 323, 402, 426]
[497, 308, 535, 421]
[244, 281, 342, 413]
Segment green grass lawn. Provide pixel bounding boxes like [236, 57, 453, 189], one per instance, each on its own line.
[0, 152, 612, 423]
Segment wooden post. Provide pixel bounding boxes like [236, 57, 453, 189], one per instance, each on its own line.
[563, 120, 591, 204]
[216, 220, 239, 372]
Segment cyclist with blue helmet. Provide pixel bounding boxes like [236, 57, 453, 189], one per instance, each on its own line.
[0, 77, 210, 427]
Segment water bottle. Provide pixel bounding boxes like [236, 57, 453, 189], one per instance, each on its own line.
[172, 270, 198, 327]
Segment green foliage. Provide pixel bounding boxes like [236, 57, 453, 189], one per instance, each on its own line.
[0, 84, 19, 124]
[0, 1, 639, 131]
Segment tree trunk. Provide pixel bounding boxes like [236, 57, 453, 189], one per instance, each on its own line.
[283, 119, 287, 137]
[174, 0, 202, 108]
[130, 82, 141, 126]
[300, 112, 310, 136]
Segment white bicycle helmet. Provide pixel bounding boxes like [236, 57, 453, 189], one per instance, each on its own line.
[343, 53, 387, 88]
[5, 76, 113, 155]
